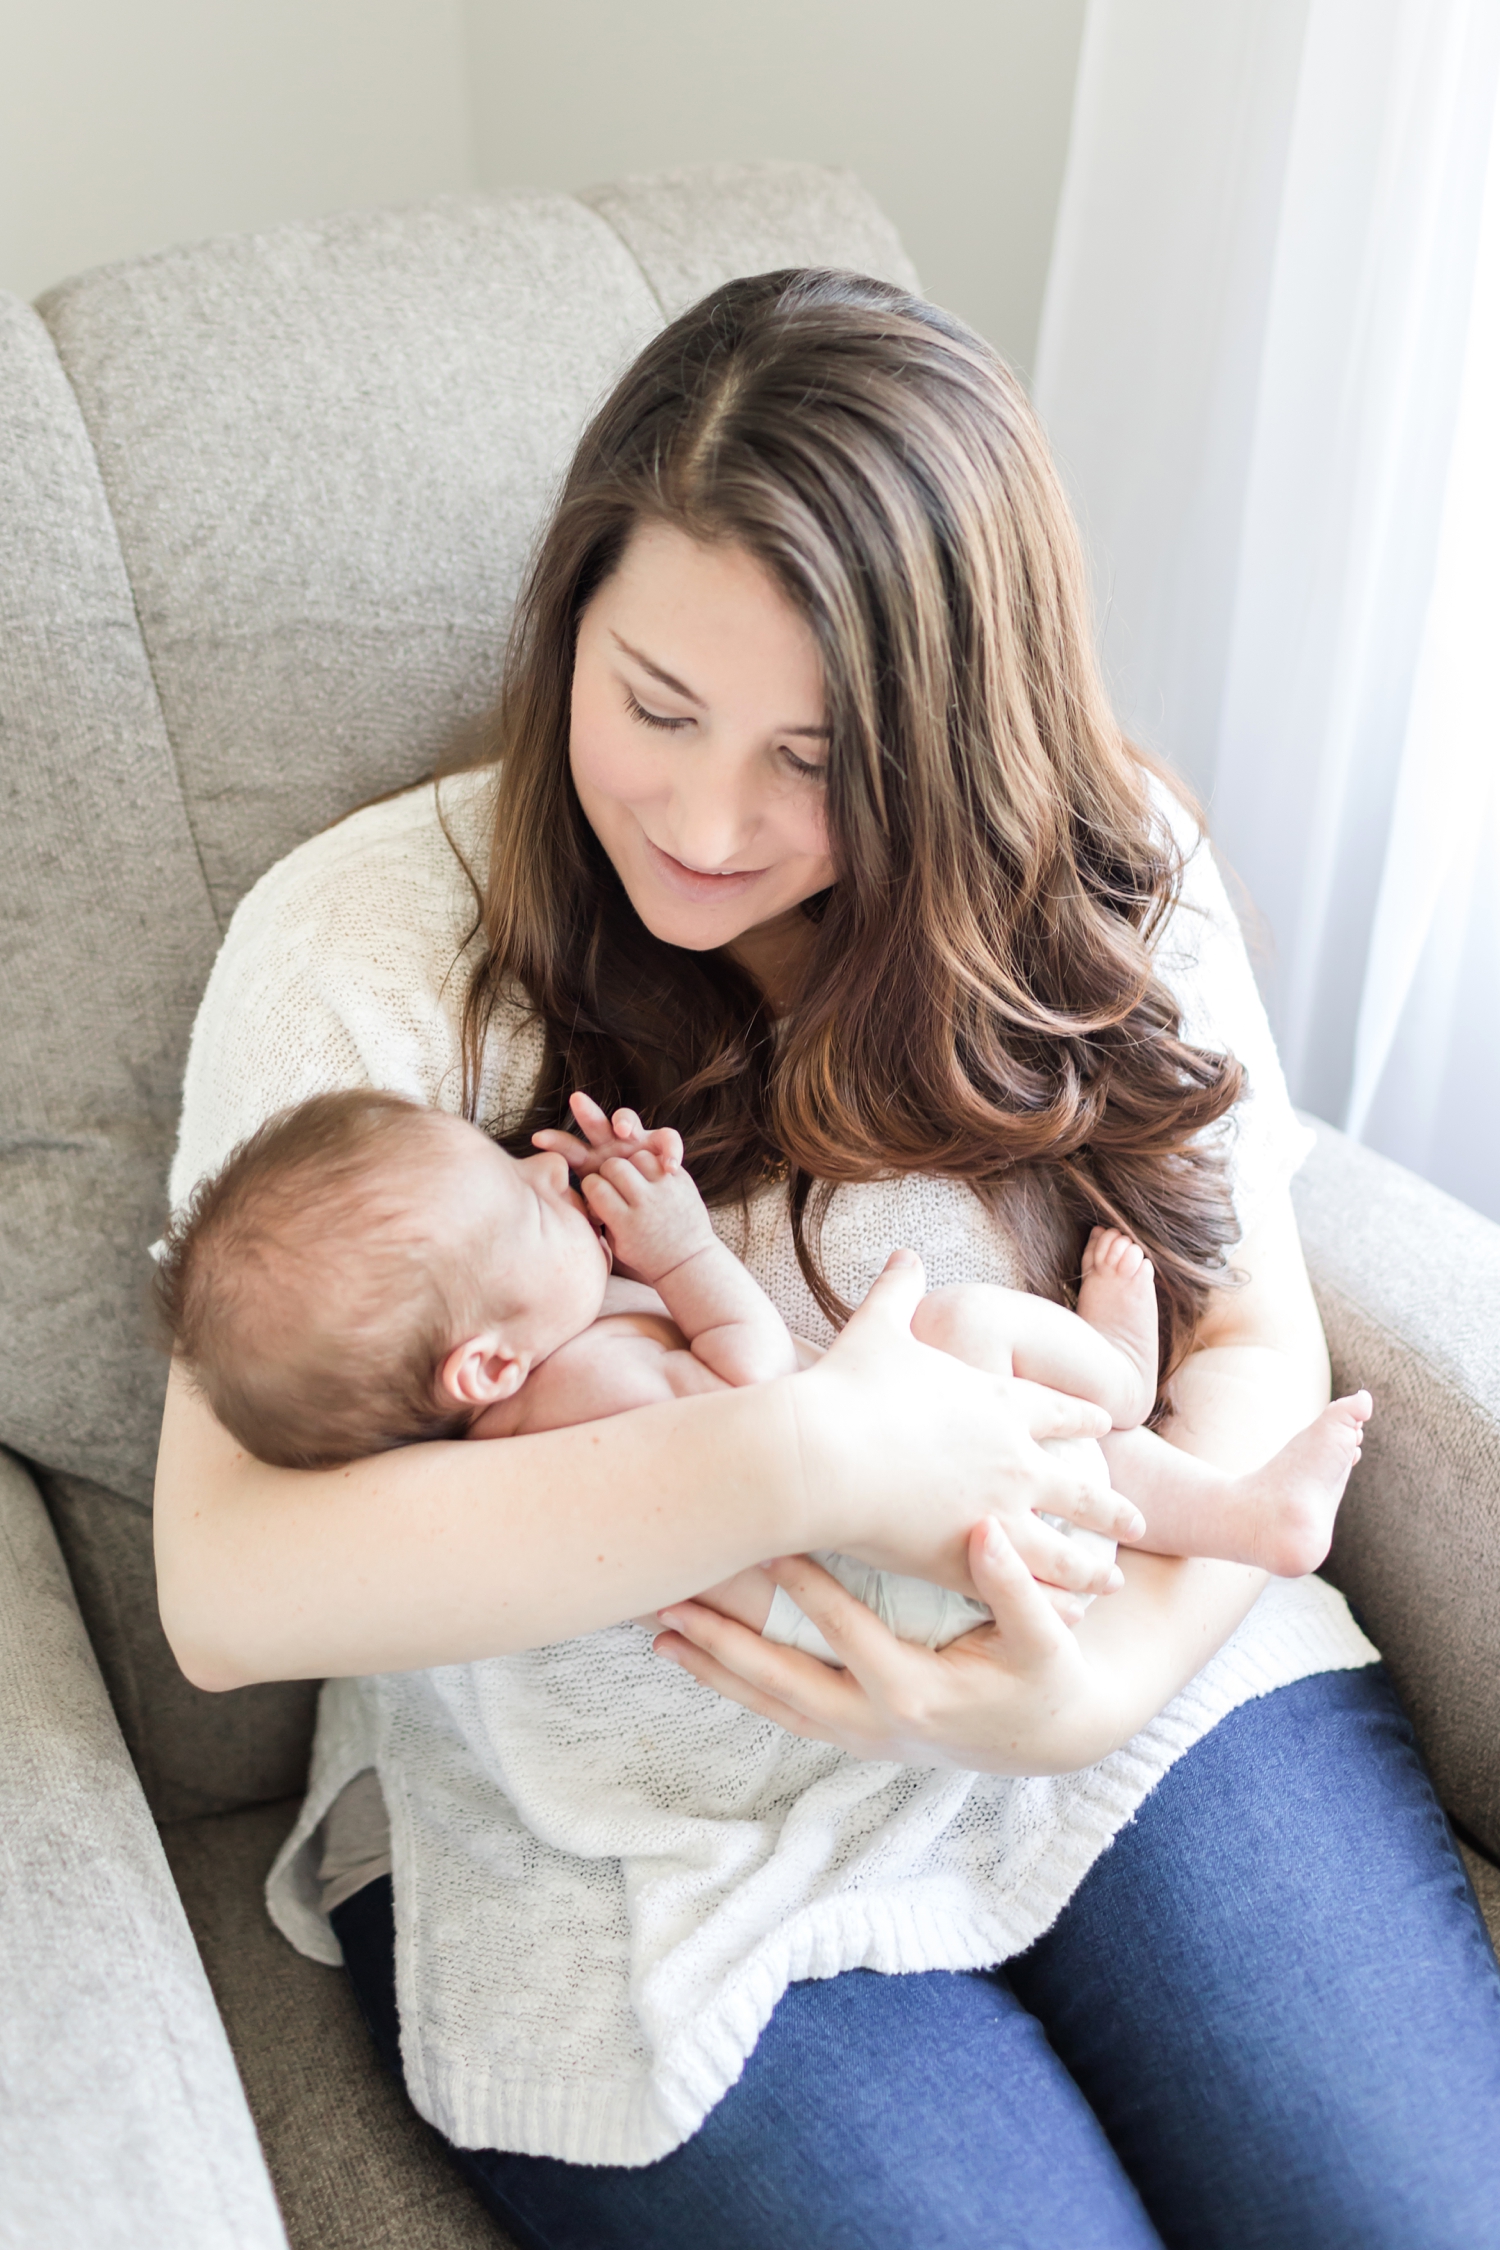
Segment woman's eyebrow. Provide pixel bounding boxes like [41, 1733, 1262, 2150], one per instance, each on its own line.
[611, 633, 706, 706]
[610, 631, 830, 738]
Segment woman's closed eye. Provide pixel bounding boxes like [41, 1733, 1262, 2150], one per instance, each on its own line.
[624, 687, 694, 733]
[624, 686, 826, 784]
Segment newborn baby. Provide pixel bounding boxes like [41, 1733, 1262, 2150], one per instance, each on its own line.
[156, 1087, 1372, 1660]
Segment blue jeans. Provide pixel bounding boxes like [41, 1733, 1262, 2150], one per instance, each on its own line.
[331, 1665, 1500, 2249]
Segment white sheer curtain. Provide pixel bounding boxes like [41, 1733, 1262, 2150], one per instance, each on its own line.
[1032, 0, 1500, 1221]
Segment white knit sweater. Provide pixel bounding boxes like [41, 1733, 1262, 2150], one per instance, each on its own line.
[169, 768, 1377, 2168]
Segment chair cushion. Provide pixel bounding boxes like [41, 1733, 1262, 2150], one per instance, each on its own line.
[35, 194, 665, 930]
[1293, 1121, 1500, 1857]
[578, 159, 919, 320]
[0, 294, 219, 1504]
[41, 1470, 317, 1825]
[163, 1798, 509, 2250]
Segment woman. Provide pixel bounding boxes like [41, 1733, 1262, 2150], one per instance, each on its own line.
[154, 271, 1500, 2248]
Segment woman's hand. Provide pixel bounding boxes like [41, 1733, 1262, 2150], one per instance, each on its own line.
[651, 1519, 1117, 1773]
[652, 1526, 1263, 1775]
[659, 1202, 1325, 1771]
[795, 1251, 1141, 1602]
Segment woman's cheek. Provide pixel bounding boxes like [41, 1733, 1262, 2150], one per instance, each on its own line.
[569, 686, 658, 825]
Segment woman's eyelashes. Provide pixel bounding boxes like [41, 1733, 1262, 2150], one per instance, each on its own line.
[624, 686, 692, 733]
[622, 686, 827, 782]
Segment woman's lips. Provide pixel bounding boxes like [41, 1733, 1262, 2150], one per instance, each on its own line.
[643, 835, 766, 902]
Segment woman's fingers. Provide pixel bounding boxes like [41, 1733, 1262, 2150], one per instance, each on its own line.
[651, 1599, 861, 1734]
[1016, 1378, 1112, 1445]
[831, 1249, 927, 1355]
[966, 1518, 1074, 1669]
[1007, 1515, 1123, 1597]
[761, 1554, 934, 1684]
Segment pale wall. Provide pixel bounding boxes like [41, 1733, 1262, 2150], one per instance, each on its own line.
[465, 0, 1088, 372]
[0, 0, 473, 302]
[2, 0, 1084, 374]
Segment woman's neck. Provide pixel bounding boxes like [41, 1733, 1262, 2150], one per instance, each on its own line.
[725, 905, 819, 1014]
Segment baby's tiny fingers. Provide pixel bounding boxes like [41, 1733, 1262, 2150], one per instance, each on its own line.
[580, 1171, 630, 1222]
[533, 1128, 599, 1170]
[646, 1126, 684, 1172]
[569, 1091, 620, 1147]
[599, 1154, 646, 1200]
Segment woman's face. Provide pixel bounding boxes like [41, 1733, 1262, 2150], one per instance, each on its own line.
[569, 522, 835, 977]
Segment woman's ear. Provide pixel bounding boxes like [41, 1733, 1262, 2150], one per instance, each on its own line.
[437, 1332, 528, 1408]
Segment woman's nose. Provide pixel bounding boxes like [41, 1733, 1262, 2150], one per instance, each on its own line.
[662, 761, 757, 870]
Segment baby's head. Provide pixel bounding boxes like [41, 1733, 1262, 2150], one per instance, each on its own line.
[155, 1090, 610, 1466]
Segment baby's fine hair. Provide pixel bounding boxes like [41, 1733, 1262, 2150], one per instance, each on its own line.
[155, 1089, 482, 1468]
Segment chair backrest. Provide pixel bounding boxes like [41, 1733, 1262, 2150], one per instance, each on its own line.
[0, 164, 916, 1818]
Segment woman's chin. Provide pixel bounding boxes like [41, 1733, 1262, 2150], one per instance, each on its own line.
[624, 890, 756, 954]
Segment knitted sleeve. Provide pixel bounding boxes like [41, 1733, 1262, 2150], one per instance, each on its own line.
[1149, 782, 1315, 1242]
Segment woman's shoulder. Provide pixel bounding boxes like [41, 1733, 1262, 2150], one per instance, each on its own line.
[1137, 765, 1315, 1227]
[226, 766, 496, 972]
[169, 767, 539, 1208]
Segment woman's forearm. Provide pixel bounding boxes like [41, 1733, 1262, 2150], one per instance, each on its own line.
[1015, 1204, 1335, 1771]
[155, 1362, 820, 1690]
[1025, 1550, 1268, 1771]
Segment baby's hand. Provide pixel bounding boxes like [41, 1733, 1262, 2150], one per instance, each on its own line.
[579, 1146, 716, 1287]
[533, 1090, 683, 1181]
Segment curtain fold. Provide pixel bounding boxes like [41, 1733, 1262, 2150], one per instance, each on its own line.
[1034, 0, 1500, 1221]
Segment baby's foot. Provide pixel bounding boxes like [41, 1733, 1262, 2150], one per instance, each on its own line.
[1076, 1228, 1159, 1428]
[1235, 1391, 1373, 1576]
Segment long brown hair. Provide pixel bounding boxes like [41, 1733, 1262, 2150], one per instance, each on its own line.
[461, 268, 1243, 1393]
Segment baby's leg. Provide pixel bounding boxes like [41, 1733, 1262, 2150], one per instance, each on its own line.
[913, 1260, 1154, 1431]
[1103, 1391, 1373, 1575]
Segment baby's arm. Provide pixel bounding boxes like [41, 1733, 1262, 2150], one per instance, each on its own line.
[913, 1228, 1158, 1431]
[583, 1149, 798, 1386]
[536, 1094, 796, 1387]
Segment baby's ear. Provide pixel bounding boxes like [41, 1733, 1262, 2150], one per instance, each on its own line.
[438, 1332, 526, 1407]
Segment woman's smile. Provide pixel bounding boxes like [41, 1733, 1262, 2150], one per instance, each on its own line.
[642, 833, 771, 901]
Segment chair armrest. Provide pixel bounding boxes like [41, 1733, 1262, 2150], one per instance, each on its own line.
[0, 1448, 287, 2250]
[1291, 1121, 1500, 1858]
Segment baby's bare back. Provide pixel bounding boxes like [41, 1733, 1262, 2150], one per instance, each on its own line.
[467, 1278, 730, 1441]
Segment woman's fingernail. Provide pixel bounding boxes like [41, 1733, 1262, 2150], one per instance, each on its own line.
[1124, 1508, 1146, 1540]
[1107, 1565, 1125, 1591]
